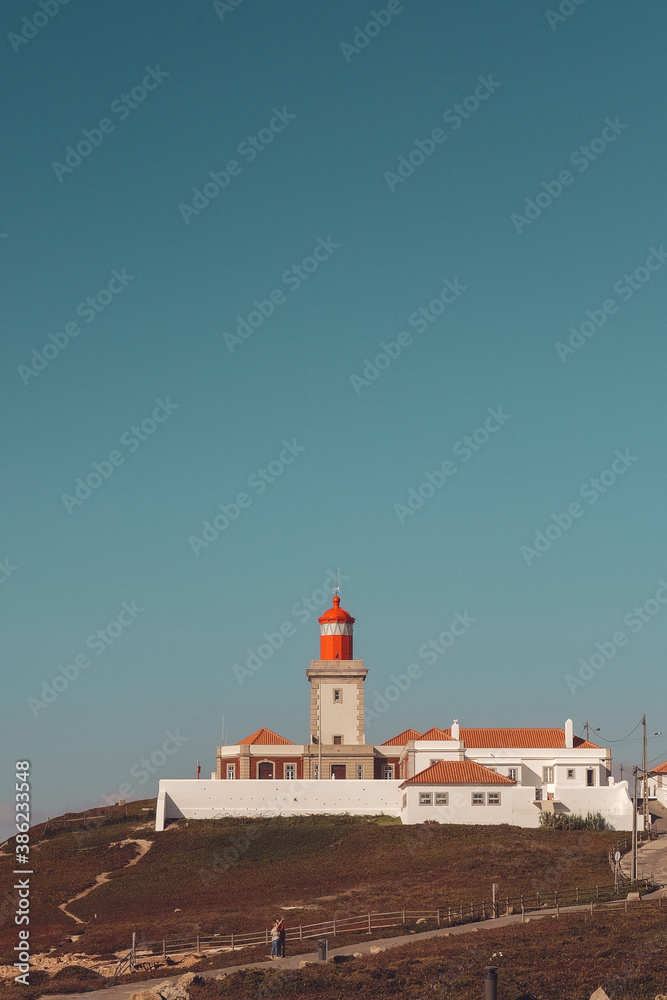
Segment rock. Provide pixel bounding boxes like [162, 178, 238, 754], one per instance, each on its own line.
[128, 990, 162, 1000]
[416, 917, 428, 924]
[627, 892, 641, 901]
[369, 946, 386, 954]
[299, 960, 316, 968]
[589, 990, 611, 1000]
[214, 973, 227, 980]
[177, 973, 201, 988]
[352, 952, 363, 958]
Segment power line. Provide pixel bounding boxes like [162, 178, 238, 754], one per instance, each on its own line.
[593, 719, 643, 743]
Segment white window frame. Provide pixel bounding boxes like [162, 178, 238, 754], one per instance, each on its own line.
[566, 768, 575, 780]
[402, 793, 407, 808]
[487, 792, 501, 805]
[543, 766, 554, 783]
[383, 764, 394, 780]
[313, 764, 319, 780]
[357, 764, 364, 780]
[471, 792, 484, 806]
[333, 689, 342, 703]
[508, 768, 517, 781]
[435, 792, 448, 806]
[284, 764, 295, 780]
[227, 764, 235, 780]
[419, 792, 432, 806]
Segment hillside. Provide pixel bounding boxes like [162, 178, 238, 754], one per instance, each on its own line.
[0, 799, 626, 975]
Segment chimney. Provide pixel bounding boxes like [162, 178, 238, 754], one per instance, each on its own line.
[565, 719, 573, 749]
[451, 719, 460, 741]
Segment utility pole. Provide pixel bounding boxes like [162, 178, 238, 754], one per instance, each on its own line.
[642, 714, 648, 834]
[584, 720, 590, 741]
[632, 767, 638, 881]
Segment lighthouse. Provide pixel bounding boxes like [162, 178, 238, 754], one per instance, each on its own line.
[306, 594, 369, 776]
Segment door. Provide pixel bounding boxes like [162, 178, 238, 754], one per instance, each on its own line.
[258, 761, 274, 779]
[331, 764, 346, 780]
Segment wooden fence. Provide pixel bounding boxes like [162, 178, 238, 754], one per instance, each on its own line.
[116, 877, 656, 972]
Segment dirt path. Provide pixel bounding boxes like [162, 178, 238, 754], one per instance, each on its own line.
[58, 840, 153, 924]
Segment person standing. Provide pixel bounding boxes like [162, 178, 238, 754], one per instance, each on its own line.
[278, 917, 286, 958]
[270, 919, 280, 958]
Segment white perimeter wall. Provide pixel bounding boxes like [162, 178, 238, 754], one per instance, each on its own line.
[155, 779, 402, 831]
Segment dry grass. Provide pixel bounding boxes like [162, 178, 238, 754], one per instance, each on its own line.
[0, 802, 637, 997]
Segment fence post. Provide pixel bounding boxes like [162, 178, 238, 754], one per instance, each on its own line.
[266, 929, 269, 945]
[368, 912, 371, 935]
[333, 917, 336, 936]
[536, 892, 540, 908]
[576, 887, 579, 903]
[300, 924, 303, 941]
[448, 906, 451, 925]
[437, 908, 441, 927]
[520, 895, 524, 913]
[402, 909, 405, 925]
[196, 935, 200, 955]
[596, 886, 599, 898]
[470, 902, 474, 920]
[590, 901, 593, 916]
[231, 933, 234, 952]
[505, 898, 509, 916]
[482, 901, 485, 920]
[459, 904, 463, 921]
[556, 894, 559, 918]
[162, 940, 166, 960]
[521, 900, 525, 923]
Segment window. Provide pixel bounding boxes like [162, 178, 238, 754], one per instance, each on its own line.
[535, 787, 542, 801]
[333, 735, 343, 745]
[508, 768, 517, 781]
[472, 792, 484, 805]
[419, 792, 432, 806]
[586, 769, 595, 787]
[357, 764, 364, 779]
[402, 793, 407, 808]
[313, 764, 319, 780]
[435, 792, 448, 806]
[333, 689, 342, 703]
[285, 764, 295, 780]
[488, 792, 501, 805]
[567, 768, 575, 780]
[227, 764, 235, 780]
[542, 766, 554, 783]
[430, 758, 443, 766]
[383, 764, 394, 779]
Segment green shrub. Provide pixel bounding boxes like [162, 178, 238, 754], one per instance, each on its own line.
[539, 811, 608, 831]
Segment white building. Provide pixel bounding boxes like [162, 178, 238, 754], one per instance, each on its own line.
[156, 595, 638, 831]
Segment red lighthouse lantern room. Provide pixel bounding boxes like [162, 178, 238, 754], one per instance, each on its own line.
[318, 595, 355, 660]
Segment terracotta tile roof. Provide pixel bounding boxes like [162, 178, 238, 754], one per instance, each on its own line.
[436, 728, 601, 749]
[382, 728, 423, 746]
[238, 727, 295, 746]
[400, 761, 516, 787]
[420, 727, 453, 741]
[650, 761, 667, 774]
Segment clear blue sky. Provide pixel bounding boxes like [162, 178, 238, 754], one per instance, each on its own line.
[2, 0, 667, 842]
